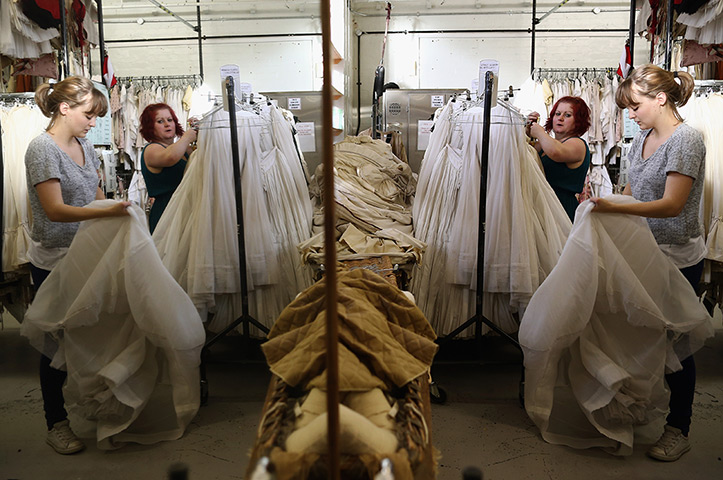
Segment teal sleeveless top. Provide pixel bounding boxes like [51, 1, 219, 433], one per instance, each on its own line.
[539, 137, 590, 222]
[140, 143, 188, 233]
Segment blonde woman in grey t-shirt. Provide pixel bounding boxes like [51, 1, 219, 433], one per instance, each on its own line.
[591, 65, 705, 462]
[24, 76, 130, 455]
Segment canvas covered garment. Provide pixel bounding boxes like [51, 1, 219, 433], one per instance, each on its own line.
[520, 196, 714, 455]
[21, 201, 205, 449]
[262, 268, 437, 393]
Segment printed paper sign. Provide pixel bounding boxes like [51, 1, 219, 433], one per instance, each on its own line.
[220, 64, 242, 108]
[417, 120, 434, 151]
[478, 59, 500, 106]
[296, 122, 316, 152]
[288, 98, 302, 110]
[87, 81, 112, 146]
[431, 95, 445, 108]
[623, 109, 641, 138]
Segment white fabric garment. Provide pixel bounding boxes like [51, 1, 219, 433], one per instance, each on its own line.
[153, 105, 312, 333]
[127, 168, 148, 210]
[680, 93, 723, 262]
[513, 76, 550, 126]
[678, 0, 723, 45]
[0, 0, 59, 59]
[411, 100, 571, 336]
[1, 104, 48, 271]
[310, 135, 415, 235]
[520, 196, 714, 455]
[21, 201, 204, 449]
[121, 84, 139, 165]
[589, 165, 613, 198]
[301, 135, 421, 265]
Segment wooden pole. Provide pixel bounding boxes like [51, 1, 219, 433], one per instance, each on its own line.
[320, 1, 340, 479]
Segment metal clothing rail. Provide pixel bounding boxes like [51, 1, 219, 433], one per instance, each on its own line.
[59, 0, 69, 79]
[436, 72, 524, 405]
[96, 0, 204, 83]
[532, 67, 618, 82]
[695, 80, 723, 87]
[438, 71, 522, 351]
[199, 76, 269, 404]
[115, 74, 202, 84]
[0, 109, 4, 282]
[531, 0, 638, 74]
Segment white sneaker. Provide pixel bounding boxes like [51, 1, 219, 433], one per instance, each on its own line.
[647, 425, 691, 462]
[46, 419, 85, 455]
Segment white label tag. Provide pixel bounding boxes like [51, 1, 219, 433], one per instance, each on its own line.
[296, 122, 316, 152]
[219, 64, 241, 110]
[478, 59, 500, 107]
[471, 78, 480, 98]
[430, 95, 445, 108]
[288, 97, 302, 110]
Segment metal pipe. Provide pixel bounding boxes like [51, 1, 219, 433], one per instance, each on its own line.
[97, 0, 107, 86]
[105, 32, 322, 43]
[59, 0, 69, 78]
[196, 0, 204, 81]
[531, 0, 538, 74]
[665, 0, 674, 70]
[362, 28, 629, 35]
[0, 114, 4, 281]
[225, 77, 251, 337]
[104, 27, 629, 45]
[355, 32, 362, 135]
[537, 0, 573, 24]
[476, 70, 493, 340]
[320, 0, 340, 477]
[350, 7, 632, 18]
[146, 0, 197, 31]
[628, 0, 636, 67]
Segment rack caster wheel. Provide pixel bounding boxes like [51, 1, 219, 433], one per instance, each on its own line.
[200, 379, 209, 406]
[430, 381, 447, 404]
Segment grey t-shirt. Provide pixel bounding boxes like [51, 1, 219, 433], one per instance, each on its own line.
[628, 123, 705, 245]
[25, 133, 101, 248]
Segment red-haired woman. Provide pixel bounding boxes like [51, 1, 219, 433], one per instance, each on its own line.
[139, 103, 197, 233]
[526, 96, 591, 221]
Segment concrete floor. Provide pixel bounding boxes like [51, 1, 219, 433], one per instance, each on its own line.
[1, 312, 722, 480]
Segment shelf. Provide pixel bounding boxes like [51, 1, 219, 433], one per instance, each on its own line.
[331, 85, 343, 101]
[331, 43, 343, 65]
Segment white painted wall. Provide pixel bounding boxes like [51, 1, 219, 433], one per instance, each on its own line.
[97, 2, 652, 134]
[352, 9, 651, 131]
[101, 15, 324, 94]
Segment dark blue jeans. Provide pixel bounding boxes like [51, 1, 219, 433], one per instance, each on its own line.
[30, 264, 68, 430]
[665, 259, 704, 436]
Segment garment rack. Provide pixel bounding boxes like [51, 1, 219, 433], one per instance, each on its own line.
[433, 72, 524, 405]
[437, 72, 523, 352]
[199, 76, 270, 404]
[115, 74, 203, 87]
[532, 67, 617, 81]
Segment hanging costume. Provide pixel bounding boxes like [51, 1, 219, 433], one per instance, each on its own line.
[21, 201, 204, 449]
[520, 197, 713, 455]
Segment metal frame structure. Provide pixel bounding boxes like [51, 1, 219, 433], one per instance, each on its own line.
[96, 0, 205, 84]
